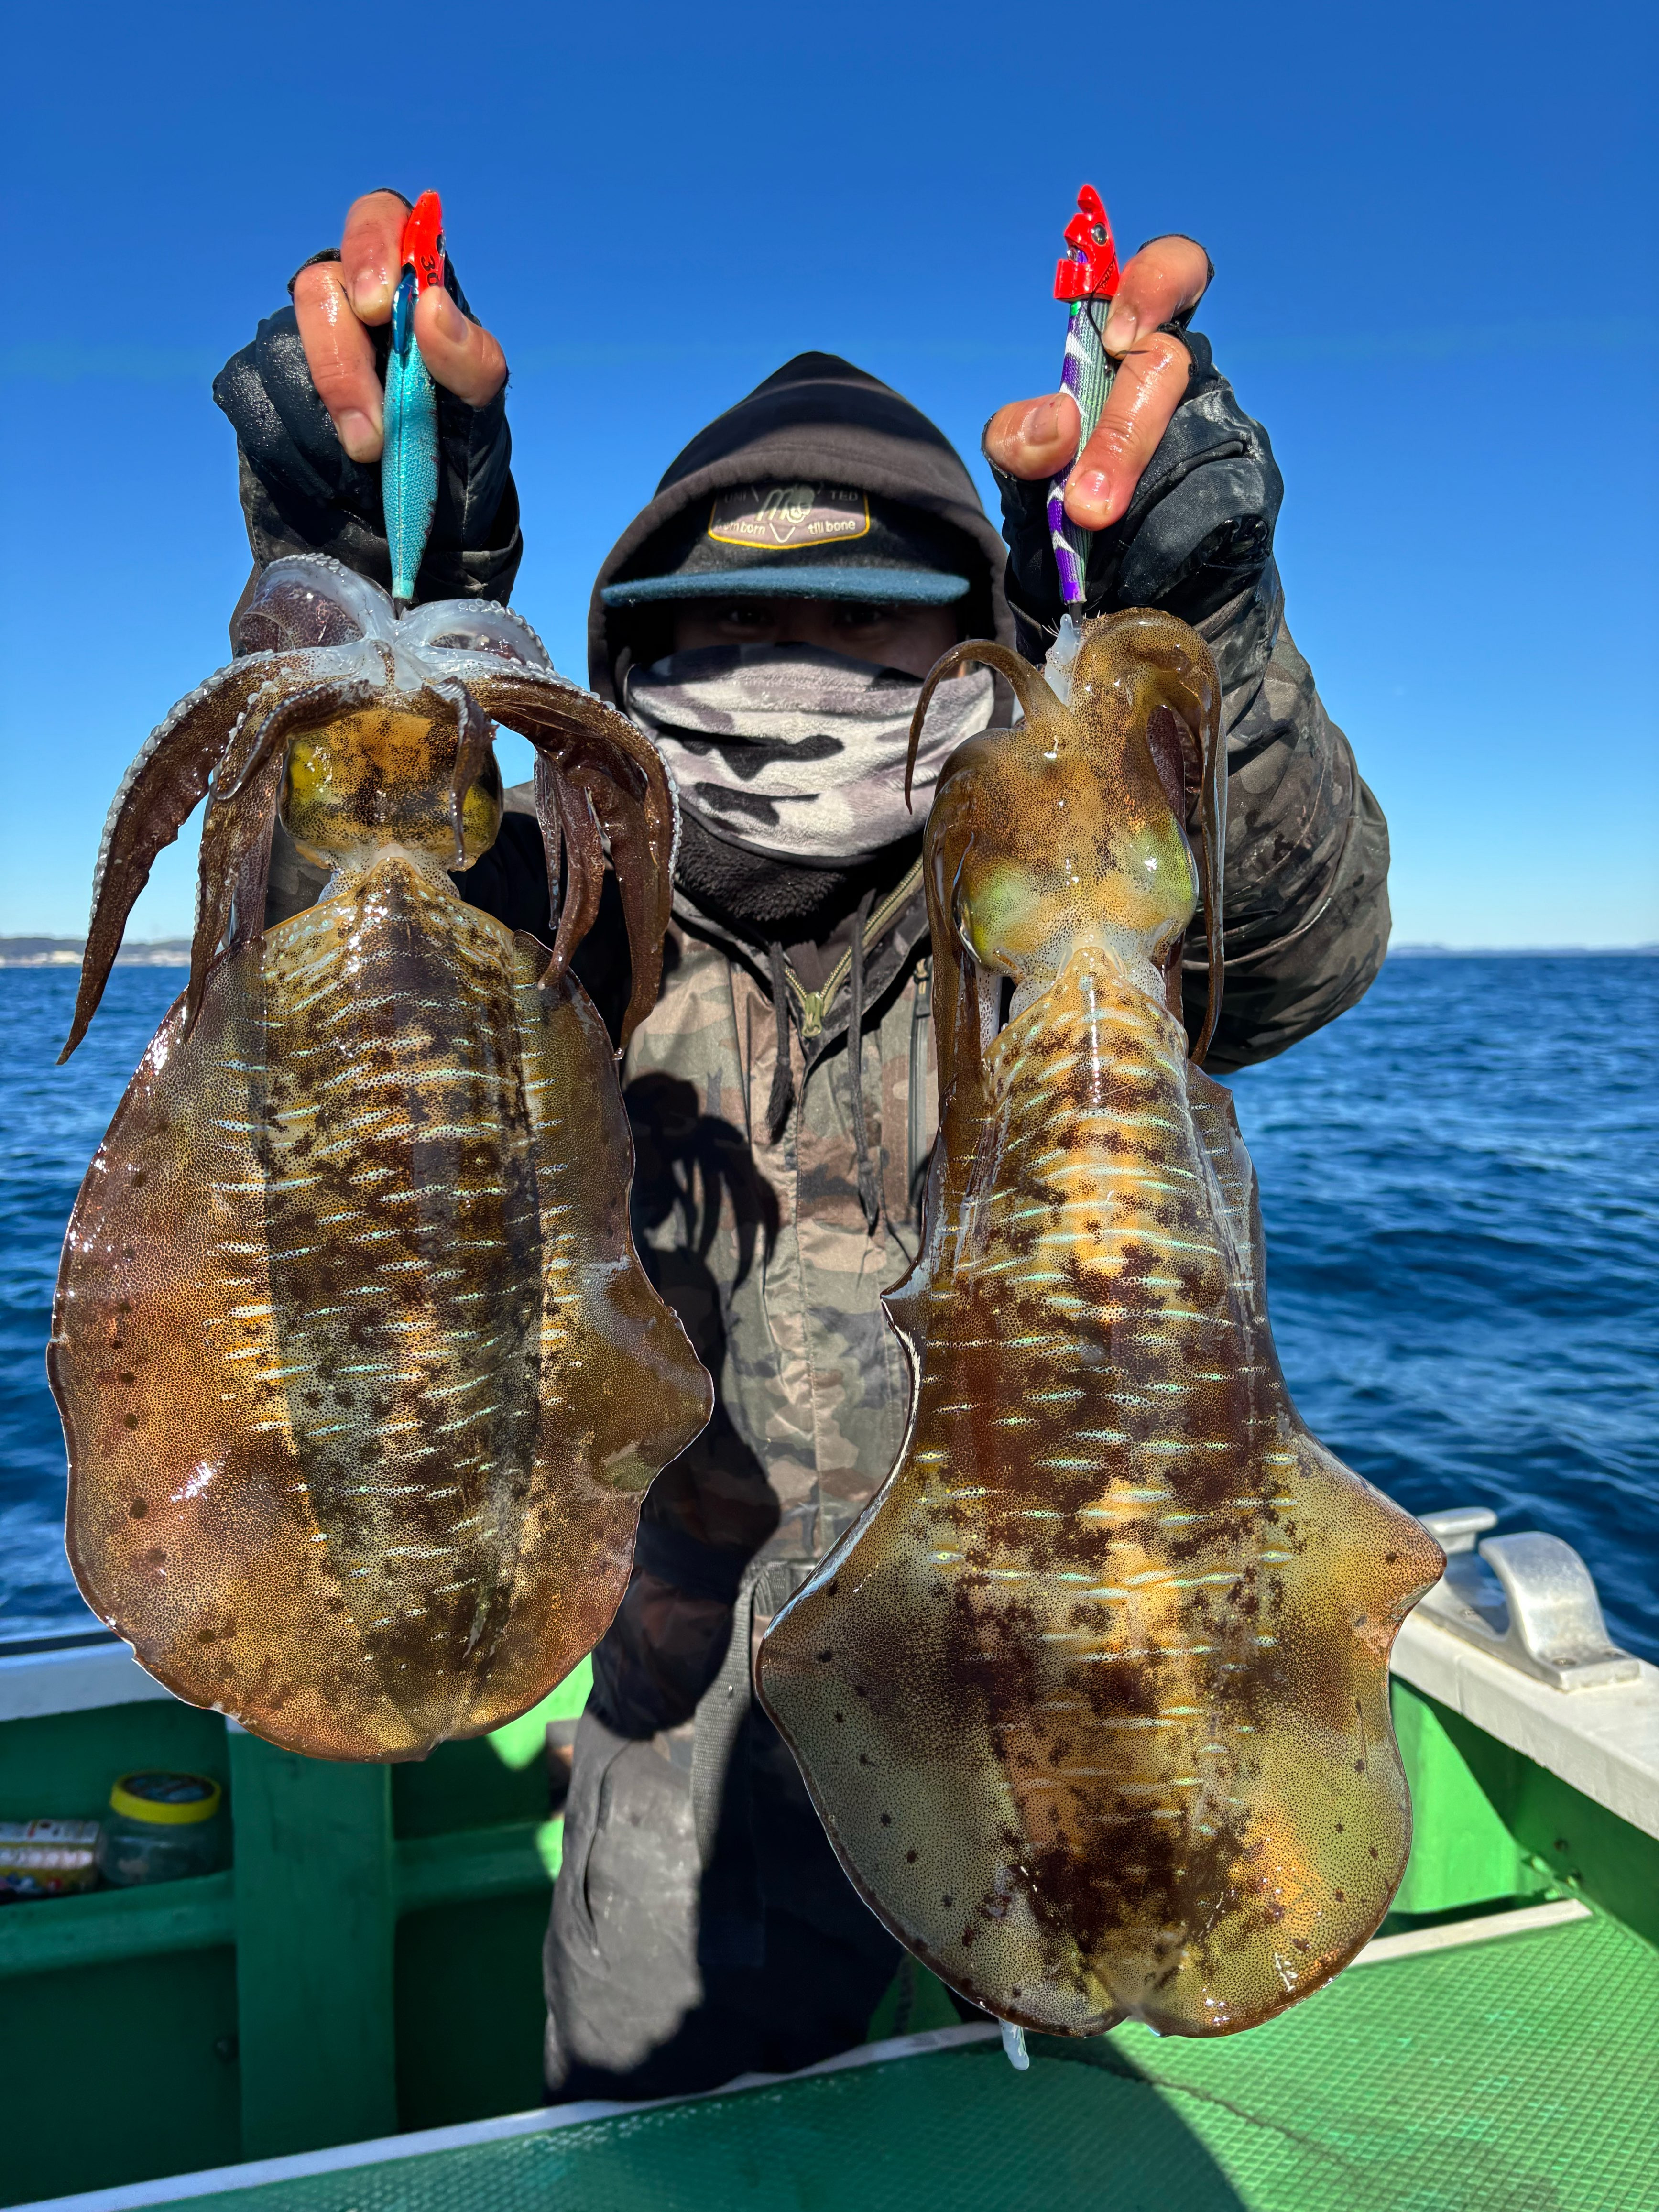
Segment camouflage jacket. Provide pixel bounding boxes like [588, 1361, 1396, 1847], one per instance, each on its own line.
[596, 867, 935, 1733]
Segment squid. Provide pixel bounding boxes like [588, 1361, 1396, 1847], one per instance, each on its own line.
[50, 556, 711, 1762]
[759, 609, 1442, 2038]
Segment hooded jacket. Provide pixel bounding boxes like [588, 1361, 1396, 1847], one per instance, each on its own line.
[586, 350, 1015, 690]
[216, 323, 1389, 1741]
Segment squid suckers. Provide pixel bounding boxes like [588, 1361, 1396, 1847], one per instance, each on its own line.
[50, 558, 711, 1760]
[759, 610, 1441, 2038]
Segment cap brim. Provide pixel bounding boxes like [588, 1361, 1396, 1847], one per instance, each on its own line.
[601, 566, 970, 608]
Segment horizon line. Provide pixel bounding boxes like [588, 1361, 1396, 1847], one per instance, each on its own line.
[1, 935, 1656, 965]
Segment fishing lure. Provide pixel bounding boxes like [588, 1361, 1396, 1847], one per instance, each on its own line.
[383, 189, 445, 613]
[51, 556, 711, 1761]
[759, 610, 1443, 2038]
[1048, 184, 1120, 622]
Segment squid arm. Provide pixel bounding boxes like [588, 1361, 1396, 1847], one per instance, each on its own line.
[427, 681, 497, 869]
[572, 753, 671, 1049]
[906, 626, 1228, 1065]
[186, 677, 383, 1032]
[918, 781, 984, 1116]
[461, 673, 678, 1050]
[906, 639, 1066, 1118]
[540, 761, 605, 997]
[1093, 610, 1226, 1064]
[60, 652, 310, 1062]
[905, 640, 1067, 814]
[186, 747, 289, 1033]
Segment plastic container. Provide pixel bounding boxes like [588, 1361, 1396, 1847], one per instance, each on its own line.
[0, 1820, 101, 1897]
[95, 1772, 224, 1887]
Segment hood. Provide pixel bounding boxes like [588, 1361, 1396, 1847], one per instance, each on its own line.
[588, 351, 1014, 700]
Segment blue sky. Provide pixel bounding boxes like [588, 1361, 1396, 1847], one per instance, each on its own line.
[2, 0, 1653, 946]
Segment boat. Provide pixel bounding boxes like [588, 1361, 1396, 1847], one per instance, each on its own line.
[1, 1504, 1654, 2212]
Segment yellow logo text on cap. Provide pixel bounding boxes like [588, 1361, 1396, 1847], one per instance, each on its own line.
[708, 484, 870, 553]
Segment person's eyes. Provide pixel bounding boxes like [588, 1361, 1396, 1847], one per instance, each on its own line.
[712, 601, 774, 630]
[835, 604, 894, 632]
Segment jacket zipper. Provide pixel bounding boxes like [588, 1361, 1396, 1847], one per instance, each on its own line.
[788, 861, 926, 1045]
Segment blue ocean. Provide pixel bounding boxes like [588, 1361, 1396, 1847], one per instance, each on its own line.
[1, 957, 1654, 1661]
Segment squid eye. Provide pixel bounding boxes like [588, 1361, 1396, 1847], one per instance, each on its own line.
[423, 631, 528, 664]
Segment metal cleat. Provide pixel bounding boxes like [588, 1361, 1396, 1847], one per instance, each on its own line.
[1417, 1510, 1640, 1691]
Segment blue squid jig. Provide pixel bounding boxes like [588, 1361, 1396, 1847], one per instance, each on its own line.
[383, 189, 444, 613]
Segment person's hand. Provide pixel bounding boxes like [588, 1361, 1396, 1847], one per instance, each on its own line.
[291, 191, 509, 464]
[983, 235, 1211, 531]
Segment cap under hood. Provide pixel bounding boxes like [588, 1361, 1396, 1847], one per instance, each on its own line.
[588, 352, 1014, 699]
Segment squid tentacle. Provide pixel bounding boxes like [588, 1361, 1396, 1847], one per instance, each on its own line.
[60, 651, 313, 1063]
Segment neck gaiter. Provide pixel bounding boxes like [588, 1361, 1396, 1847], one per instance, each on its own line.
[625, 643, 994, 864]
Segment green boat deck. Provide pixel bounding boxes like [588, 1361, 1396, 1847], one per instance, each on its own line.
[45, 1906, 1659, 2212]
[4, 1595, 1658, 2212]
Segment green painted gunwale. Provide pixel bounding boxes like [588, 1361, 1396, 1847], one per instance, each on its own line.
[1, 1666, 1654, 2211]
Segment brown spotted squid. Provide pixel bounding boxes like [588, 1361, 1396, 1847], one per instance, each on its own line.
[759, 609, 1442, 2038]
[50, 556, 711, 1761]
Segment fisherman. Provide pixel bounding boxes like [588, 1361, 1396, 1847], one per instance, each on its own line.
[215, 189, 1389, 2100]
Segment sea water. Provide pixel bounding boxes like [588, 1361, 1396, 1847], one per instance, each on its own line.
[0, 958, 1654, 1659]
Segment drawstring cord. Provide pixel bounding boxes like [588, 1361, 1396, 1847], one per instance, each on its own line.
[847, 891, 880, 1230]
[765, 942, 795, 1142]
[763, 905, 882, 1232]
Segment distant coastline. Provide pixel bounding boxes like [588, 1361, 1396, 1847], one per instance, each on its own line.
[0, 936, 1654, 970]
[1388, 943, 1658, 958]
[0, 938, 190, 969]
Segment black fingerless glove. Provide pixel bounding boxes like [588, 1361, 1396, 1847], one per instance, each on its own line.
[213, 251, 522, 606]
[987, 330, 1282, 659]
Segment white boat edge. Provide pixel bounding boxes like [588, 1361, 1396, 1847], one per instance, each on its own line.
[8, 1533, 1655, 1842]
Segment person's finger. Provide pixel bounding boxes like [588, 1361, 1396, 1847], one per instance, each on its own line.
[413, 286, 509, 408]
[1062, 331, 1192, 530]
[1102, 234, 1211, 359]
[983, 390, 1082, 481]
[339, 190, 411, 326]
[293, 259, 384, 462]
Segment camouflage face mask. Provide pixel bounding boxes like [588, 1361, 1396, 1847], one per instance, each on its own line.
[625, 644, 994, 863]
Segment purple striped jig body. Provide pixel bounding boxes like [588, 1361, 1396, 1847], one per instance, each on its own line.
[1046, 185, 1122, 619]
